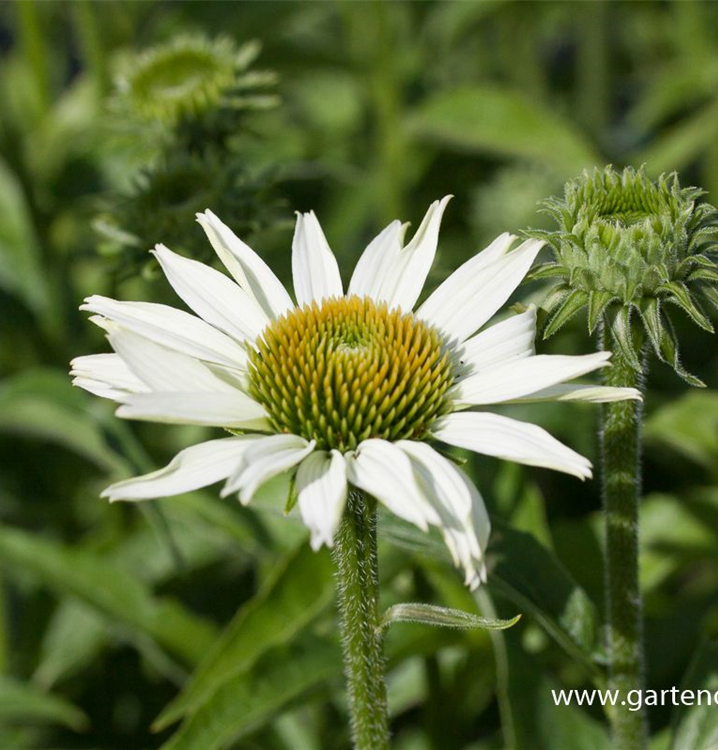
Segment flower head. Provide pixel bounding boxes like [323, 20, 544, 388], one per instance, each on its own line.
[72, 197, 639, 589]
[531, 166, 718, 384]
[115, 35, 276, 125]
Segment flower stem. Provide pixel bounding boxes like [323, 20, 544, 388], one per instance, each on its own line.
[332, 490, 389, 750]
[600, 340, 648, 750]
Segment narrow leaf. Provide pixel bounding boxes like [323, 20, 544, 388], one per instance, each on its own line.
[659, 281, 713, 332]
[0, 676, 88, 732]
[154, 543, 334, 730]
[543, 289, 588, 338]
[380, 602, 520, 632]
[610, 306, 642, 372]
[587, 290, 616, 334]
[159, 637, 340, 750]
[0, 527, 217, 667]
[658, 315, 705, 387]
[638, 297, 665, 360]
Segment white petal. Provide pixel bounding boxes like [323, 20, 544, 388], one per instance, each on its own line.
[453, 352, 612, 407]
[117, 392, 269, 430]
[223, 434, 316, 504]
[70, 353, 147, 401]
[347, 220, 407, 301]
[291, 211, 343, 306]
[107, 326, 239, 394]
[374, 196, 452, 312]
[82, 295, 248, 370]
[511, 383, 643, 404]
[196, 210, 294, 319]
[346, 439, 433, 531]
[152, 244, 269, 341]
[433, 412, 592, 480]
[102, 436, 261, 502]
[398, 441, 489, 589]
[458, 305, 537, 377]
[418, 236, 544, 343]
[296, 450, 348, 550]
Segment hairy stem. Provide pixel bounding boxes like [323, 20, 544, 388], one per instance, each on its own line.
[332, 491, 389, 750]
[601, 341, 647, 750]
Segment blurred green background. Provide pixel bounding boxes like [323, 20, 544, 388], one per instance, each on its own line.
[2, 2, 718, 749]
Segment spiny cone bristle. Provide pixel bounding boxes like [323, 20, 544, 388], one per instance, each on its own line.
[247, 296, 455, 451]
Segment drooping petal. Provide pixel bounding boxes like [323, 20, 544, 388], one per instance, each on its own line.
[418, 236, 544, 343]
[373, 196, 452, 313]
[81, 296, 248, 370]
[222, 434, 316, 504]
[117, 392, 269, 430]
[295, 450, 348, 550]
[453, 352, 612, 407]
[433, 412, 592, 480]
[196, 210, 294, 319]
[347, 220, 407, 302]
[398, 440, 489, 589]
[152, 244, 268, 341]
[107, 326, 240, 394]
[457, 305, 537, 377]
[291, 211, 343, 306]
[511, 383, 642, 403]
[70, 353, 148, 402]
[346, 439, 434, 530]
[102, 436, 261, 502]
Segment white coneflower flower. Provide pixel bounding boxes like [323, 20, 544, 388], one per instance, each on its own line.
[71, 197, 639, 589]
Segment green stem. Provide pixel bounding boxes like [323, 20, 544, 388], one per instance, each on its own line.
[332, 491, 389, 750]
[600, 339, 648, 750]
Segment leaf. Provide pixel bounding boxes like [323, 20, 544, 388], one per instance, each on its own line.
[0, 369, 126, 472]
[0, 526, 217, 667]
[633, 99, 718, 174]
[610, 306, 642, 372]
[670, 639, 718, 750]
[0, 675, 88, 731]
[379, 513, 602, 675]
[659, 281, 713, 332]
[645, 391, 718, 468]
[543, 289, 588, 338]
[159, 637, 341, 750]
[0, 156, 49, 315]
[34, 601, 107, 688]
[488, 522, 603, 675]
[380, 602, 519, 632]
[407, 85, 600, 174]
[154, 542, 334, 730]
[587, 291, 616, 334]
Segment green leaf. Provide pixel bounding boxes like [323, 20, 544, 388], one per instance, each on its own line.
[154, 543, 334, 730]
[489, 522, 603, 675]
[0, 526, 217, 667]
[0, 157, 49, 315]
[670, 639, 718, 750]
[380, 602, 519, 632]
[406, 85, 600, 174]
[159, 637, 341, 750]
[645, 391, 718, 468]
[656, 314, 705, 387]
[527, 263, 568, 282]
[587, 291, 616, 334]
[638, 297, 665, 359]
[659, 281, 714, 332]
[0, 369, 126, 473]
[0, 675, 88, 731]
[543, 289, 588, 339]
[379, 513, 602, 675]
[609, 306, 642, 372]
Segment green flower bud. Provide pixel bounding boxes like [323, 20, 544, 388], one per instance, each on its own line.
[529, 166, 718, 385]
